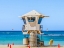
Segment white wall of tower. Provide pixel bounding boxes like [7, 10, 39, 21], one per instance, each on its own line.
[24, 16, 41, 30]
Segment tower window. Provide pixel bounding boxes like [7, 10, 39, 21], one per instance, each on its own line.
[31, 17, 35, 21]
[27, 17, 35, 22]
[27, 17, 30, 20]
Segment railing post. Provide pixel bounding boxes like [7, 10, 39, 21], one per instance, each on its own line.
[22, 25, 25, 32]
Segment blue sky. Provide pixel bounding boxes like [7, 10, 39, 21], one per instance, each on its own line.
[0, 0, 64, 31]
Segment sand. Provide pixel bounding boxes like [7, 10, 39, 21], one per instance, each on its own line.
[0, 45, 64, 48]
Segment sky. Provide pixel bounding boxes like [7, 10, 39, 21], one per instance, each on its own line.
[0, 0, 64, 31]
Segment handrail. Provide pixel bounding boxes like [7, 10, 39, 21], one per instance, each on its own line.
[40, 25, 43, 30]
[22, 25, 27, 32]
[22, 25, 25, 32]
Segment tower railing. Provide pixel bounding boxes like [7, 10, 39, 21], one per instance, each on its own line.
[40, 25, 43, 33]
[40, 25, 43, 30]
[22, 25, 25, 31]
[22, 25, 27, 32]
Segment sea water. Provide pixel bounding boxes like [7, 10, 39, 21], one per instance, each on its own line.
[0, 31, 64, 46]
[0, 31, 23, 45]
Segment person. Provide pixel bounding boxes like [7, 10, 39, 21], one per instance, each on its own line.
[58, 44, 60, 48]
[28, 45, 30, 48]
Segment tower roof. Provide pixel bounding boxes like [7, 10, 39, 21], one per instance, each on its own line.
[19, 10, 49, 18]
[22, 10, 43, 16]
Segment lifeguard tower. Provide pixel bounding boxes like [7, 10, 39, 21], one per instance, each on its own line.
[19, 10, 49, 47]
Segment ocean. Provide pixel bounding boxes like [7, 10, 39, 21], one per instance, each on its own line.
[0, 31, 64, 46]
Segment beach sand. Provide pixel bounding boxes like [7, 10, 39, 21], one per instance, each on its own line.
[0, 45, 64, 48]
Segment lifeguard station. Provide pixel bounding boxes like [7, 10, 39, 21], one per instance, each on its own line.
[19, 10, 49, 47]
